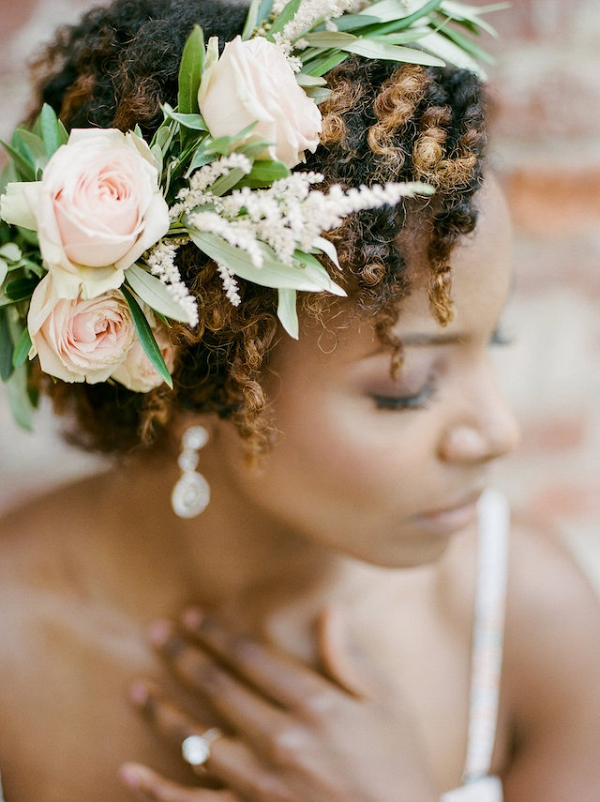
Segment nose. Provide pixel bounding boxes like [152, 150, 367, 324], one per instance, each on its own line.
[438, 373, 521, 465]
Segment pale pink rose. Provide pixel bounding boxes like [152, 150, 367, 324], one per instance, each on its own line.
[198, 36, 322, 168]
[1, 129, 169, 299]
[111, 312, 175, 392]
[27, 274, 136, 384]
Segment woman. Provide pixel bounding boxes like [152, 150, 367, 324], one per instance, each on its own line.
[1, 1, 600, 801]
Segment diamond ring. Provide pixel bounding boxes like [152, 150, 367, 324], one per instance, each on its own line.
[181, 728, 223, 768]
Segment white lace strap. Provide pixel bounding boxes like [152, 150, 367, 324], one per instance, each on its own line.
[463, 489, 510, 783]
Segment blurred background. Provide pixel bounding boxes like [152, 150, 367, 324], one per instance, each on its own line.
[1, 0, 599, 586]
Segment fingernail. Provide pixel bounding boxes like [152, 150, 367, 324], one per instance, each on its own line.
[181, 606, 204, 630]
[147, 618, 172, 646]
[118, 763, 144, 790]
[148, 619, 184, 657]
[129, 680, 149, 707]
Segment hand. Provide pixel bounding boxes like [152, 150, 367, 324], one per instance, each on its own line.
[120, 607, 439, 802]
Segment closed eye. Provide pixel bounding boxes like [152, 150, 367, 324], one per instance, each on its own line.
[372, 378, 438, 411]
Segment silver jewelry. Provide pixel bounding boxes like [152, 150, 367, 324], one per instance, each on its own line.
[171, 425, 210, 518]
[181, 728, 223, 767]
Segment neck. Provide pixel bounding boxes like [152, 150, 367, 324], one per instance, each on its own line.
[102, 446, 361, 655]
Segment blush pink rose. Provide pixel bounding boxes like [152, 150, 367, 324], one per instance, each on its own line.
[1, 129, 169, 300]
[111, 311, 175, 392]
[27, 274, 136, 384]
[198, 36, 322, 168]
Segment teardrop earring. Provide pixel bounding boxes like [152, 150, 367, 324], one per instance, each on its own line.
[171, 425, 211, 519]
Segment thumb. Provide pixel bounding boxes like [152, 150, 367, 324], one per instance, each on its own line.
[317, 603, 378, 699]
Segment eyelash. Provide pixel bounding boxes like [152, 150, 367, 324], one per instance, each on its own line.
[370, 328, 512, 412]
[372, 377, 438, 411]
[490, 326, 513, 347]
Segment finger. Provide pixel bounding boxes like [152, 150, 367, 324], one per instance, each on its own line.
[119, 763, 239, 802]
[130, 680, 208, 745]
[148, 622, 289, 743]
[128, 690, 297, 802]
[178, 608, 340, 711]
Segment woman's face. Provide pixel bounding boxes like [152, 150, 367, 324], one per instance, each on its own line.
[215, 178, 520, 567]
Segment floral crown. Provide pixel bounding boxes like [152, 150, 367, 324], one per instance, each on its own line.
[0, 0, 504, 428]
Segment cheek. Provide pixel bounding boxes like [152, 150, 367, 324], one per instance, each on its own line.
[259, 392, 428, 512]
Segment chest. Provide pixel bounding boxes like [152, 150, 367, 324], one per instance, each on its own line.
[0, 584, 508, 801]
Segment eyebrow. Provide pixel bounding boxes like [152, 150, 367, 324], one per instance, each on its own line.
[361, 330, 466, 360]
[397, 332, 467, 347]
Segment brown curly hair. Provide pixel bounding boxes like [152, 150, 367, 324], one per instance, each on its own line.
[27, 0, 487, 458]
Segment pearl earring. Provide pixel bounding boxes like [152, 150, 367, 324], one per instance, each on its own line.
[171, 425, 211, 518]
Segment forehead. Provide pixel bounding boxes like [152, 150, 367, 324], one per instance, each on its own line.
[395, 176, 513, 340]
[271, 177, 512, 373]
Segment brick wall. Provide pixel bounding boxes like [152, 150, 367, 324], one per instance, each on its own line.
[1, 1, 599, 587]
[487, 0, 600, 589]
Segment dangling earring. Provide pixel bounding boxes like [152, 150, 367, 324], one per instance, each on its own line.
[171, 425, 211, 518]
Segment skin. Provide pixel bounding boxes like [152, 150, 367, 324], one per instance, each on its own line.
[1, 179, 600, 802]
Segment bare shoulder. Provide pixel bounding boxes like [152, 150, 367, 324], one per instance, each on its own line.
[501, 517, 600, 801]
[504, 516, 600, 670]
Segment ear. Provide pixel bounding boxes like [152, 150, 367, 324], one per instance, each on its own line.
[316, 603, 378, 699]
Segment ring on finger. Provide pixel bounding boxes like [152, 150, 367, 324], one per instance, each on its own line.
[181, 727, 223, 768]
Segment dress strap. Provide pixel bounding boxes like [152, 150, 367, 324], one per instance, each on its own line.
[463, 488, 510, 784]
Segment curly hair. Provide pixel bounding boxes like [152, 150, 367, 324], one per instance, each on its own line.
[27, 0, 487, 457]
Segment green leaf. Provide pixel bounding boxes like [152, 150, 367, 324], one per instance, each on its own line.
[5, 276, 39, 302]
[178, 25, 205, 115]
[342, 38, 445, 66]
[13, 129, 49, 174]
[209, 167, 250, 196]
[277, 288, 298, 339]
[238, 160, 290, 189]
[418, 29, 486, 76]
[302, 31, 357, 48]
[163, 106, 208, 131]
[205, 122, 259, 157]
[242, 0, 274, 37]
[368, 0, 443, 27]
[39, 103, 63, 157]
[15, 227, 39, 247]
[440, 1, 509, 38]
[303, 86, 333, 104]
[189, 230, 346, 295]
[5, 363, 36, 430]
[332, 14, 382, 32]
[368, 28, 431, 45]
[184, 147, 213, 178]
[121, 286, 173, 388]
[125, 263, 195, 323]
[0, 307, 14, 381]
[12, 325, 32, 368]
[0, 258, 7, 286]
[267, 0, 303, 39]
[436, 23, 494, 64]
[57, 119, 69, 147]
[303, 50, 348, 77]
[0, 139, 36, 182]
[295, 73, 328, 87]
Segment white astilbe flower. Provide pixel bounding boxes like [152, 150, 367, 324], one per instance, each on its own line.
[146, 240, 199, 327]
[298, 182, 430, 251]
[217, 263, 241, 307]
[272, 0, 362, 55]
[190, 211, 264, 268]
[169, 154, 252, 220]
[189, 174, 428, 275]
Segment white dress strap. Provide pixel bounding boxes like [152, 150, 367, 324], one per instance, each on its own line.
[441, 488, 510, 802]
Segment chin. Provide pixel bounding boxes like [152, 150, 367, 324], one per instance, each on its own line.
[351, 537, 453, 570]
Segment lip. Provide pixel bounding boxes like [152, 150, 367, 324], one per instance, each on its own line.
[412, 490, 484, 536]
